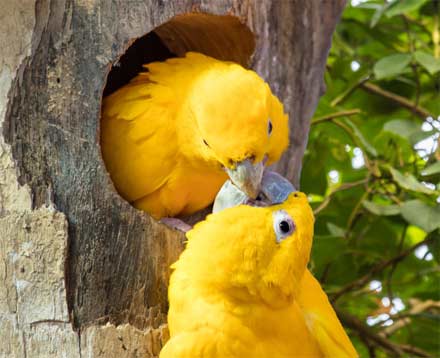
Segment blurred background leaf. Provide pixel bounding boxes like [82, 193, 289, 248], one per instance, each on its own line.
[303, 1, 440, 356]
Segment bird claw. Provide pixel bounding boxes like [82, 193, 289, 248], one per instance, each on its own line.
[160, 218, 193, 233]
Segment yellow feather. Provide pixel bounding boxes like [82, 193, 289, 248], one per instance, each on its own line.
[161, 193, 358, 357]
[101, 52, 288, 218]
[299, 270, 359, 358]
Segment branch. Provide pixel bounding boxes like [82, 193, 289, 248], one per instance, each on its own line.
[402, 15, 421, 109]
[337, 309, 431, 357]
[360, 82, 433, 120]
[385, 225, 407, 301]
[380, 299, 440, 337]
[311, 109, 362, 125]
[331, 76, 370, 107]
[331, 237, 436, 302]
[313, 179, 368, 215]
[397, 344, 432, 358]
[345, 189, 370, 239]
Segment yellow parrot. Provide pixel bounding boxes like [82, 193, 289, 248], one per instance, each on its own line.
[160, 175, 358, 357]
[101, 52, 289, 219]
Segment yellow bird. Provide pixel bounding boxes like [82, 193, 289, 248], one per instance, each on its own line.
[161, 180, 358, 357]
[101, 52, 288, 219]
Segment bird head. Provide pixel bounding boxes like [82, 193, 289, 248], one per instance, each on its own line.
[188, 60, 289, 199]
[178, 188, 314, 308]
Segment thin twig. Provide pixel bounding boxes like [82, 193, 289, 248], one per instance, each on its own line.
[319, 262, 332, 284]
[397, 344, 431, 358]
[331, 76, 370, 107]
[311, 109, 362, 125]
[386, 225, 407, 302]
[336, 309, 431, 357]
[360, 82, 433, 120]
[359, 333, 377, 358]
[313, 179, 368, 215]
[380, 299, 440, 338]
[402, 15, 421, 112]
[411, 63, 421, 109]
[345, 189, 370, 239]
[331, 237, 436, 302]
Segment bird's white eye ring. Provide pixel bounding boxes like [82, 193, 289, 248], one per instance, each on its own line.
[273, 210, 295, 243]
[268, 119, 273, 135]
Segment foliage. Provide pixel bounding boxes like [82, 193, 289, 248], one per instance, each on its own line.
[302, 1, 440, 357]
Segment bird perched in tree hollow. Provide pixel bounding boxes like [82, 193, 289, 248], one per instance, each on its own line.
[101, 52, 288, 219]
[160, 175, 358, 358]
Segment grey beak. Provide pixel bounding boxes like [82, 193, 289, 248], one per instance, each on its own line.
[213, 170, 296, 213]
[260, 171, 296, 205]
[213, 180, 248, 213]
[225, 159, 264, 199]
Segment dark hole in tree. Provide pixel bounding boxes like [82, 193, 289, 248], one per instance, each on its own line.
[103, 13, 255, 97]
[103, 32, 176, 97]
[100, 13, 256, 224]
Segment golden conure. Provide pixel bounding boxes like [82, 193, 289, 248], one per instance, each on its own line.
[101, 52, 288, 219]
[161, 191, 358, 358]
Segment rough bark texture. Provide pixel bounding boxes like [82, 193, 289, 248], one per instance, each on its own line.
[0, 0, 345, 356]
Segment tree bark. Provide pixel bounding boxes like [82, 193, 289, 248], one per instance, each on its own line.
[0, 0, 345, 356]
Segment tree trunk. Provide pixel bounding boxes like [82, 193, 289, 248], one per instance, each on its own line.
[0, 0, 345, 356]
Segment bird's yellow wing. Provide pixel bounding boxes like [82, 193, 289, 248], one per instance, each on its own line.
[298, 269, 358, 358]
[101, 73, 178, 203]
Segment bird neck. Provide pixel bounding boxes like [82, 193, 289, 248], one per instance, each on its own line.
[188, 263, 305, 310]
[175, 102, 220, 169]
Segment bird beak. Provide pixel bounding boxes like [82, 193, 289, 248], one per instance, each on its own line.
[213, 180, 248, 213]
[260, 171, 296, 205]
[213, 170, 296, 213]
[225, 159, 264, 199]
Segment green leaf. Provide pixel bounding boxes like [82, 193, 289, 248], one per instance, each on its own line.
[326, 222, 346, 237]
[406, 225, 427, 246]
[389, 167, 436, 195]
[370, 3, 389, 28]
[414, 51, 440, 75]
[401, 200, 440, 232]
[362, 200, 401, 216]
[373, 54, 412, 79]
[374, 131, 414, 164]
[345, 119, 378, 157]
[383, 119, 420, 139]
[385, 0, 429, 17]
[382, 119, 432, 145]
[422, 162, 440, 176]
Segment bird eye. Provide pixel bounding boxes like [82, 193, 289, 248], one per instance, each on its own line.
[279, 220, 291, 233]
[273, 210, 295, 243]
[203, 139, 210, 148]
[268, 119, 273, 135]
